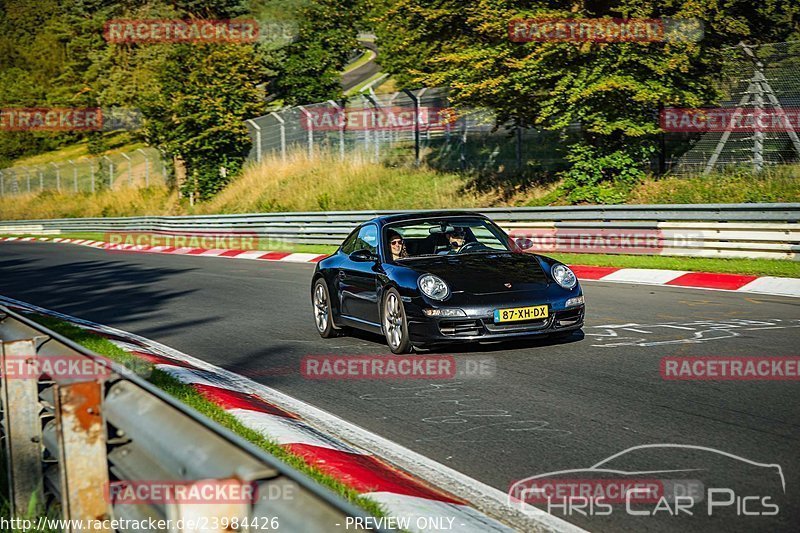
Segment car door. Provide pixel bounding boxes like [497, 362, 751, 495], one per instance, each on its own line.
[338, 224, 381, 326]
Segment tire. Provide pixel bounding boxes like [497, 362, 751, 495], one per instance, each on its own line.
[382, 288, 412, 354]
[312, 278, 342, 338]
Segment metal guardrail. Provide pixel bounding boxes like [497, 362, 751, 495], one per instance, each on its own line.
[0, 203, 798, 259]
[0, 306, 386, 532]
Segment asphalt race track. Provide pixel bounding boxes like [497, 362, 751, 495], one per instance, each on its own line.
[1, 241, 798, 533]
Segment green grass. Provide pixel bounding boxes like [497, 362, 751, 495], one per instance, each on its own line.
[630, 165, 800, 204]
[9, 133, 144, 168]
[25, 315, 388, 520]
[344, 72, 388, 96]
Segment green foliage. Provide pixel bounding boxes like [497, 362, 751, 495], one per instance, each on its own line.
[558, 144, 649, 204]
[374, 0, 800, 203]
[268, 0, 365, 104]
[141, 43, 266, 199]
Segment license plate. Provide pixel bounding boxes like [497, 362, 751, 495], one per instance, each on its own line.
[493, 305, 549, 323]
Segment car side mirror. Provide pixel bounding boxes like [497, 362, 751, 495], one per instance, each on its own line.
[349, 249, 377, 262]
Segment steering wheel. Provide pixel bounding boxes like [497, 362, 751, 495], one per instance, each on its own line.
[456, 241, 482, 254]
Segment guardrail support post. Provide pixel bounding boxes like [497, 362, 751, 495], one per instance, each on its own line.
[54, 380, 110, 530]
[0, 338, 45, 517]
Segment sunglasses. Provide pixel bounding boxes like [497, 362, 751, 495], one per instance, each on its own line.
[390, 239, 403, 245]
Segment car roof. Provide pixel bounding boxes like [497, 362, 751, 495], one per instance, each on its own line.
[369, 211, 489, 226]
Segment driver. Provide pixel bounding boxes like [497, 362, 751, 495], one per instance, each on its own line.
[440, 227, 467, 254]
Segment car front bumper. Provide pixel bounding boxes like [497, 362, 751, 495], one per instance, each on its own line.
[405, 295, 585, 346]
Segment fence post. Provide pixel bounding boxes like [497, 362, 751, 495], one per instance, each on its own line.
[68, 160, 78, 192]
[269, 113, 286, 162]
[26, 167, 31, 193]
[51, 162, 61, 192]
[136, 149, 150, 187]
[0, 170, 4, 197]
[90, 159, 96, 193]
[120, 152, 132, 185]
[246, 119, 262, 163]
[38, 168, 44, 191]
[298, 106, 314, 159]
[328, 100, 346, 161]
[362, 92, 380, 162]
[402, 89, 420, 166]
[102, 156, 113, 189]
[515, 118, 522, 171]
[0, 337, 45, 517]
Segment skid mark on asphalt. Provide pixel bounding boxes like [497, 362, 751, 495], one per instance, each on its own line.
[360, 383, 571, 443]
[586, 318, 800, 347]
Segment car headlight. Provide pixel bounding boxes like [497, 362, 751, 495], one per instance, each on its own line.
[551, 264, 577, 289]
[418, 274, 450, 300]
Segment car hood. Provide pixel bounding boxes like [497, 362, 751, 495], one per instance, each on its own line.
[403, 253, 549, 294]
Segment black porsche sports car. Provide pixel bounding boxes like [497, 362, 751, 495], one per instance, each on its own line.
[310, 211, 585, 353]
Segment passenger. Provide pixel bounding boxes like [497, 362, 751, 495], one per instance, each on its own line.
[388, 229, 408, 260]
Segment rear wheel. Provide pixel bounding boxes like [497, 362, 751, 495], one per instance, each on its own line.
[313, 278, 342, 338]
[382, 288, 412, 354]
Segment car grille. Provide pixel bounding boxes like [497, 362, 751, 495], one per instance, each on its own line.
[439, 319, 483, 337]
[484, 317, 550, 333]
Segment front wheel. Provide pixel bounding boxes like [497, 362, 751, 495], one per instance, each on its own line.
[382, 288, 412, 354]
[313, 278, 341, 338]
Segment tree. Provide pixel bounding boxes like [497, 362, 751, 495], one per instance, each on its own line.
[375, 0, 800, 202]
[268, 0, 366, 105]
[142, 42, 267, 199]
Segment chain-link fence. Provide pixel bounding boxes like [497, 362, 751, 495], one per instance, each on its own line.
[247, 42, 800, 177]
[0, 147, 167, 197]
[665, 42, 800, 174]
[246, 88, 574, 175]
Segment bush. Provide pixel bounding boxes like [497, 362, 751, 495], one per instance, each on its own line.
[558, 144, 650, 204]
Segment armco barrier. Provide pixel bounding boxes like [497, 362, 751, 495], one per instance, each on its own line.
[0, 203, 798, 259]
[0, 306, 388, 532]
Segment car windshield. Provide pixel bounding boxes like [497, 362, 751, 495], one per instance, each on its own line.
[384, 217, 514, 261]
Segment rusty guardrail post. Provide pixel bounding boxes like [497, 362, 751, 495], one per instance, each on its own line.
[53, 379, 111, 530]
[0, 337, 45, 516]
